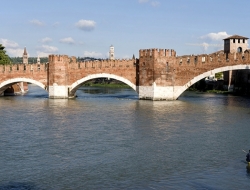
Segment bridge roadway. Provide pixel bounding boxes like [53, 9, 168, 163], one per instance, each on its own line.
[0, 49, 250, 100]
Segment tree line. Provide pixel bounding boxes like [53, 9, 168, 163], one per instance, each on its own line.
[0, 44, 49, 65]
[0, 44, 11, 65]
[0, 44, 102, 65]
[10, 57, 49, 64]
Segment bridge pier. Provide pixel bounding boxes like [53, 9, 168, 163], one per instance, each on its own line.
[138, 83, 174, 100]
[48, 55, 76, 99]
[138, 83, 183, 100]
[48, 84, 69, 99]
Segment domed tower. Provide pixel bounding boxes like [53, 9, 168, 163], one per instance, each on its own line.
[109, 45, 115, 60]
[23, 47, 28, 64]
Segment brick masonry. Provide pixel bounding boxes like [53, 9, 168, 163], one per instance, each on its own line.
[0, 49, 250, 100]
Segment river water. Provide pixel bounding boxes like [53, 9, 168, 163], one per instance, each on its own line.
[0, 85, 250, 189]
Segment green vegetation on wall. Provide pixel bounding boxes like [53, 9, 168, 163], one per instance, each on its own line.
[215, 72, 223, 79]
[0, 44, 11, 65]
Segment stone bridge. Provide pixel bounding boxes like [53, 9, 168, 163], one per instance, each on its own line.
[1, 48, 250, 100]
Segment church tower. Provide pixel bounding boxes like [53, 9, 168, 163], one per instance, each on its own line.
[37, 56, 40, 64]
[23, 47, 28, 64]
[109, 45, 115, 60]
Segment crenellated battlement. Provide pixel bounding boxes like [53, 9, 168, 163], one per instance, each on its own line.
[67, 58, 136, 70]
[139, 48, 176, 58]
[1, 47, 250, 100]
[0, 62, 48, 73]
[49, 54, 70, 63]
[176, 50, 250, 66]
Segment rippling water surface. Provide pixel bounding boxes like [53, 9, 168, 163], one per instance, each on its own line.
[1, 85, 250, 189]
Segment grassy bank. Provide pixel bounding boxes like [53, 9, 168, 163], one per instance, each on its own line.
[206, 90, 232, 94]
[188, 87, 231, 94]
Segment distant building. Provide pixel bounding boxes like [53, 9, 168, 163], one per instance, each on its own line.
[109, 45, 115, 60]
[23, 47, 28, 64]
[37, 56, 40, 64]
[224, 34, 249, 54]
[223, 35, 249, 92]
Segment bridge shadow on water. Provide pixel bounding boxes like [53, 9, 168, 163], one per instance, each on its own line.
[0, 182, 39, 190]
[78, 87, 138, 100]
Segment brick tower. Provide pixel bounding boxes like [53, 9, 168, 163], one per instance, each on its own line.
[48, 55, 69, 98]
[138, 49, 177, 100]
[23, 47, 28, 64]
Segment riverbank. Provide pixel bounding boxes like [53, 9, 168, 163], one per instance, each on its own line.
[189, 89, 231, 94]
[83, 84, 234, 95]
[82, 82, 130, 88]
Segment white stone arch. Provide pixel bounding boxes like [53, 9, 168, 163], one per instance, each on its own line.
[174, 64, 250, 99]
[69, 73, 136, 96]
[0, 78, 46, 93]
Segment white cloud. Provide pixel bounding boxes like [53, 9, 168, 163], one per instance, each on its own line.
[200, 32, 230, 41]
[37, 45, 58, 53]
[75, 19, 96, 31]
[151, 1, 160, 6]
[186, 42, 223, 53]
[0, 38, 24, 56]
[30, 19, 44, 26]
[59, 37, 75, 44]
[83, 51, 103, 58]
[0, 39, 19, 48]
[36, 51, 50, 57]
[36, 45, 58, 57]
[6, 48, 24, 57]
[41, 37, 52, 43]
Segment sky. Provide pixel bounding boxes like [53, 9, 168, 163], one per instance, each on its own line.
[1, 0, 250, 59]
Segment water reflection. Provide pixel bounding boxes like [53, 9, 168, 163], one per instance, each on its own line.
[1, 86, 250, 189]
[0, 182, 39, 190]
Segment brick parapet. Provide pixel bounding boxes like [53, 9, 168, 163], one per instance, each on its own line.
[138, 49, 176, 86]
[139, 49, 176, 58]
[74, 59, 135, 69]
[1, 49, 250, 99]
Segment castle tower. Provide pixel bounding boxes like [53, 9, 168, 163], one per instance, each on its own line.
[48, 55, 70, 98]
[138, 49, 177, 100]
[109, 45, 115, 60]
[223, 35, 249, 54]
[23, 47, 28, 64]
[223, 35, 249, 91]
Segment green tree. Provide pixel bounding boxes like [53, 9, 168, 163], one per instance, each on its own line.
[215, 72, 223, 80]
[0, 44, 11, 65]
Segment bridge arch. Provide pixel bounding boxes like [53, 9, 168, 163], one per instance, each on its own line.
[174, 64, 250, 99]
[0, 78, 46, 94]
[69, 73, 136, 97]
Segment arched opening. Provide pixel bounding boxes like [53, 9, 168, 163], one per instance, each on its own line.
[69, 73, 137, 98]
[174, 65, 250, 99]
[237, 47, 242, 53]
[0, 78, 47, 96]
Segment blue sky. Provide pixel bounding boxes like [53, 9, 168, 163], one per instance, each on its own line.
[1, 0, 249, 59]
